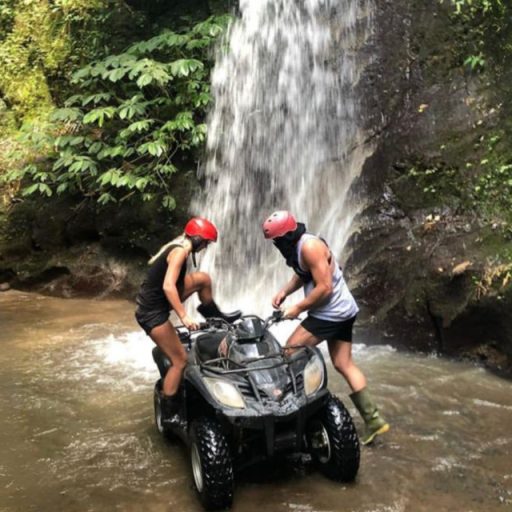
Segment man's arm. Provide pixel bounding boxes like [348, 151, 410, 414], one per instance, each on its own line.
[273, 274, 304, 308]
[283, 239, 333, 318]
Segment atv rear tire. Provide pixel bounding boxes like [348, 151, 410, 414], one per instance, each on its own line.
[307, 394, 360, 482]
[153, 381, 175, 440]
[190, 417, 234, 510]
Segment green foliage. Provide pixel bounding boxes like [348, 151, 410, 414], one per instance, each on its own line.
[407, 164, 461, 199]
[436, 0, 512, 228]
[0, 0, 16, 39]
[4, 15, 230, 212]
[0, 0, 117, 124]
[441, 0, 510, 74]
[402, 130, 512, 227]
[469, 131, 512, 222]
[464, 53, 486, 70]
[447, 0, 502, 15]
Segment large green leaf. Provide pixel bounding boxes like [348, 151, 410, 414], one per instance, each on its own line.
[169, 59, 204, 77]
[137, 140, 167, 157]
[83, 107, 116, 127]
[162, 195, 176, 210]
[50, 108, 83, 122]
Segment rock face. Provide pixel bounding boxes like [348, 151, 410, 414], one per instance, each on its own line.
[347, 0, 512, 374]
[0, 184, 194, 298]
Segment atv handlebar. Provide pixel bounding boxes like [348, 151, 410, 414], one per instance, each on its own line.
[177, 309, 287, 336]
[176, 317, 232, 335]
[263, 309, 284, 329]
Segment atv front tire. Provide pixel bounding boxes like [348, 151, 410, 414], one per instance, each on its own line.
[307, 394, 360, 482]
[190, 417, 234, 510]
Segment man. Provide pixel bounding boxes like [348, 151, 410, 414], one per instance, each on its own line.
[262, 210, 389, 445]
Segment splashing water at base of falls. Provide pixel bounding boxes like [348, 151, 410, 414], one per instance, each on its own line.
[192, 0, 375, 314]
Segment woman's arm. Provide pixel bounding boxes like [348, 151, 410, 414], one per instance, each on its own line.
[162, 247, 188, 320]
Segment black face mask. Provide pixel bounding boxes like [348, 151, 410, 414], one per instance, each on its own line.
[272, 223, 307, 268]
[273, 224, 333, 284]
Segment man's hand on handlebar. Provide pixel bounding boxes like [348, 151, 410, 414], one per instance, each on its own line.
[271, 309, 284, 320]
[281, 304, 301, 320]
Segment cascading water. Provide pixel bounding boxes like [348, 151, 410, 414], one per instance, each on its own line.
[192, 0, 375, 314]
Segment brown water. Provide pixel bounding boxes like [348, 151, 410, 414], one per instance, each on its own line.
[1, 290, 511, 512]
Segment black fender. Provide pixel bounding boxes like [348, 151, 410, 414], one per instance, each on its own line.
[152, 346, 171, 378]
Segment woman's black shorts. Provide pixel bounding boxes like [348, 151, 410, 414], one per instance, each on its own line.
[135, 307, 170, 335]
[301, 314, 357, 342]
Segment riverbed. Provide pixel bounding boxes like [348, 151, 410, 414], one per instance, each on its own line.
[1, 291, 511, 511]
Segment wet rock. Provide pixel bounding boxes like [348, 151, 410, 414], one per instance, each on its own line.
[347, 0, 512, 375]
[348, 210, 512, 373]
[0, 173, 194, 299]
[7, 243, 147, 300]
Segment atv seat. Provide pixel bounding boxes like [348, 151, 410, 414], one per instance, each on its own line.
[195, 331, 228, 362]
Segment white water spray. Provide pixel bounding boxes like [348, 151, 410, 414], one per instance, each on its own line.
[192, 0, 375, 314]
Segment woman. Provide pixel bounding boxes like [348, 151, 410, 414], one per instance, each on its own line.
[135, 216, 240, 418]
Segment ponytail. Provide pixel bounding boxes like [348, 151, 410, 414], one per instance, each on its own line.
[148, 235, 186, 265]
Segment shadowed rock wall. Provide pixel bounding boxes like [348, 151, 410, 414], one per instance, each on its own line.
[348, 0, 512, 373]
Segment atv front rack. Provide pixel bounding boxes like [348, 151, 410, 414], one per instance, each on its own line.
[200, 347, 312, 400]
[199, 346, 311, 375]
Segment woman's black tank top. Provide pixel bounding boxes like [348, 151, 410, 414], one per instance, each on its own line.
[136, 244, 187, 312]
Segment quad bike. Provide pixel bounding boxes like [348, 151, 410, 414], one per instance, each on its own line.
[152, 311, 360, 510]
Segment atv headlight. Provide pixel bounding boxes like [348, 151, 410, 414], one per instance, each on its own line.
[304, 355, 325, 396]
[204, 378, 246, 409]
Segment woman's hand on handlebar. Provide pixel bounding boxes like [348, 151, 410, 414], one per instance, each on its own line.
[181, 314, 199, 331]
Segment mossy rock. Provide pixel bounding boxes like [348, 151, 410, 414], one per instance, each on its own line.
[0, 187, 192, 297]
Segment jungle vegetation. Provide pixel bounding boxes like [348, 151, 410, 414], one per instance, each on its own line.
[439, 0, 512, 224]
[0, 0, 510, 225]
[0, 1, 230, 213]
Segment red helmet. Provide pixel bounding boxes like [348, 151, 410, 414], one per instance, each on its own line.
[262, 211, 297, 239]
[184, 217, 218, 242]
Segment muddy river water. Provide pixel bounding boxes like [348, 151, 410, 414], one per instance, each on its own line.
[1, 291, 511, 512]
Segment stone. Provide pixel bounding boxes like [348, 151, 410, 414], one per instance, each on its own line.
[452, 261, 472, 276]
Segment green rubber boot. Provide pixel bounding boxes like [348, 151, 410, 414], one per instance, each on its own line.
[350, 388, 390, 445]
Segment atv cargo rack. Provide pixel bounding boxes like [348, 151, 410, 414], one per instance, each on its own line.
[199, 347, 311, 375]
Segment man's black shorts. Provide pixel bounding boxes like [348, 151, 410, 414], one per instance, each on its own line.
[301, 314, 357, 342]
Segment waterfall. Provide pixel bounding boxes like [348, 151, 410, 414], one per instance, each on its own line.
[191, 0, 375, 315]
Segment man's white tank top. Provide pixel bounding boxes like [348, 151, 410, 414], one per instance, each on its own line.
[297, 234, 359, 322]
